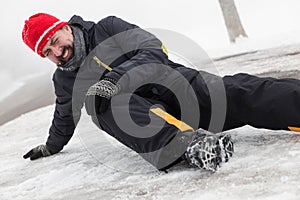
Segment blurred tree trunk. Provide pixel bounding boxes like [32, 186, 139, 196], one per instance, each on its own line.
[218, 0, 248, 43]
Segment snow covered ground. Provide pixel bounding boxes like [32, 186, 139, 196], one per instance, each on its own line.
[2, 0, 300, 199]
[1, 103, 300, 200]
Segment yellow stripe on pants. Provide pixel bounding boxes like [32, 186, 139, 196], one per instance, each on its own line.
[150, 107, 194, 132]
[288, 126, 300, 132]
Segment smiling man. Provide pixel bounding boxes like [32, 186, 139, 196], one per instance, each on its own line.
[21, 13, 300, 172]
[22, 13, 234, 171]
[41, 25, 74, 66]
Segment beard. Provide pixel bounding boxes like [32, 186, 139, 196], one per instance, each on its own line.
[56, 45, 73, 67]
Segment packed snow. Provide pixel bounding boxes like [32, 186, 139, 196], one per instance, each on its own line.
[1, 103, 300, 200]
[1, 0, 300, 199]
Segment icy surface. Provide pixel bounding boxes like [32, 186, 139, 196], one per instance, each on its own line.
[1, 105, 300, 200]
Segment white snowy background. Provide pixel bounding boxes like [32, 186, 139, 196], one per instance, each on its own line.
[1, 0, 300, 199]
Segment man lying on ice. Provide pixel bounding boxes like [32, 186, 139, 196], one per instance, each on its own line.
[22, 13, 300, 172]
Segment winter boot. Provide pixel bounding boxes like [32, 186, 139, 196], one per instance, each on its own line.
[185, 128, 234, 172]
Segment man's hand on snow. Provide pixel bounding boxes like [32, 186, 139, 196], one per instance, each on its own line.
[85, 78, 121, 115]
[23, 144, 53, 160]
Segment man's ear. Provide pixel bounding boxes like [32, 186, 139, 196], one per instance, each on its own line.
[64, 25, 72, 33]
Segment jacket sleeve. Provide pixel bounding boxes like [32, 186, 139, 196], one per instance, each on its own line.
[46, 71, 81, 153]
[99, 16, 170, 91]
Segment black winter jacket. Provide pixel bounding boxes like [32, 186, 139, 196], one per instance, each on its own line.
[46, 15, 170, 152]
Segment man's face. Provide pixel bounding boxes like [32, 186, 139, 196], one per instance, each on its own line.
[42, 25, 74, 66]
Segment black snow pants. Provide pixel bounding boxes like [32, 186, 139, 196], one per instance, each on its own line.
[223, 73, 300, 131]
[91, 65, 300, 169]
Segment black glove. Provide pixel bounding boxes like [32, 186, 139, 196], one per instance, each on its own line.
[23, 144, 53, 160]
[85, 78, 121, 115]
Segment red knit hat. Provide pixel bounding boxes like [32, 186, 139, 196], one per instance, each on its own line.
[22, 13, 68, 57]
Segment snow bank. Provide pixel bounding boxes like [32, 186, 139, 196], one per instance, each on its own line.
[0, 69, 23, 101]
